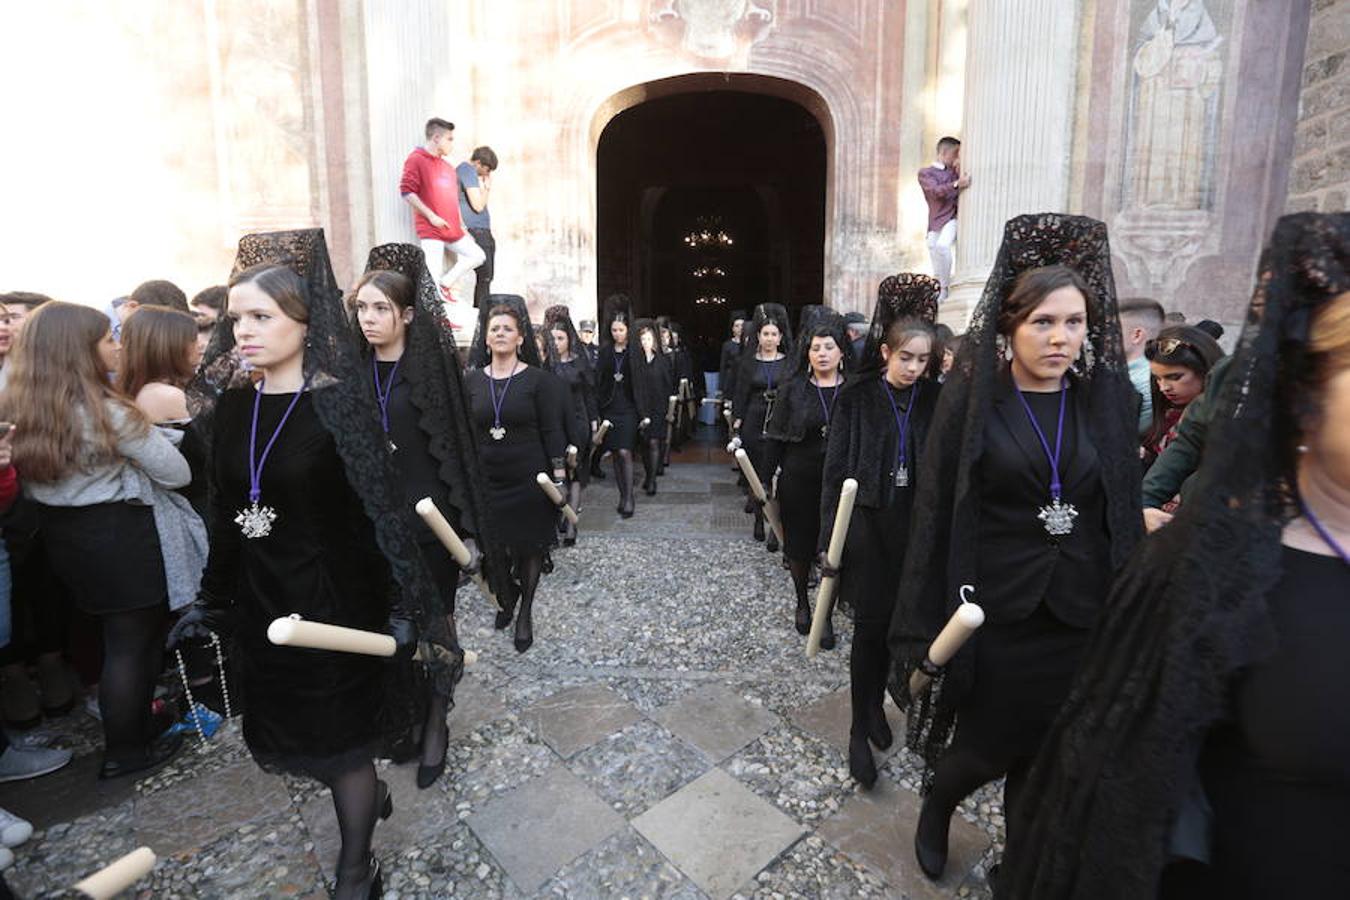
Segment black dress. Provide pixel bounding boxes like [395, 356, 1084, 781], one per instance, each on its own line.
[553, 357, 597, 484]
[953, 381, 1111, 762]
[735, 356, 788, 483]
[377, 359, 461, 613]
[465, 365, 567, 554]
[597, 345, 639, 452]
[764, 375, 839, 563]
[200, 387, 392, 780]
[1199, 546, 1350, 897]
[823, 378, 939, 627]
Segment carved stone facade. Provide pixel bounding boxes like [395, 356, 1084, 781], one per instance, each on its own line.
[0, 0, 1323, 331]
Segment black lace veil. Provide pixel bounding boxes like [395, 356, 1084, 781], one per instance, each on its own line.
[887, 214, 1143, 783]
[733, 302, 795, 416]
[853, 274, 941, 381]
[998, 213, 1350, 900]
[362, 243, 513, 608]
[189, 229, 460, 701]
[543, 305, 592, 376]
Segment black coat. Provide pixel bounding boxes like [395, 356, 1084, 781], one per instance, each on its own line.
[973, 377, 1112, 628]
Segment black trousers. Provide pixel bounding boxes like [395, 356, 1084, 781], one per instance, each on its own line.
[468, 227, 495, 311]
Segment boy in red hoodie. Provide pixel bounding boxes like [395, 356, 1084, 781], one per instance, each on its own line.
[400, 118, 487, 325]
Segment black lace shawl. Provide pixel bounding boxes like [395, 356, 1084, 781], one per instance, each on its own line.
[998, 213, 1350, 900]
[732, 303, 795, 420]
[764, 309, 853, 443]
[362, 243, 513, 608]
[187, 229, 460, 696]
[467, 294, 544, 370]
[887, 214, 1143, 781]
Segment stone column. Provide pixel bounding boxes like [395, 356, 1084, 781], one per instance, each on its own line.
[943, 0, 1080, 326]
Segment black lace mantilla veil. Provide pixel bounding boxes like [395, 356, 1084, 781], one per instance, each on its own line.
[543, 305, 589, 375]
[188, 229, 460, 695]
[467, 294, 545, 369]
[733, 302, 796, 417]
[998, 213, 1350, 900]
[886, 214, 1142, 787]
[764, 307, 853, 443]
[363, 243, 513, 608]
[854, 274, 941, 379]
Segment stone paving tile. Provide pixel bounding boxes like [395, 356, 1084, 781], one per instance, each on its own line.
[449, 675, 512, 742]
[723, 724, 852, 826]
[146, 811, 324, 900]
[651, 683, 781, 762]
[787, 686, 905, 761]
[520, 683, 643, 758]
[817, 776, 990, 899]
[537, 828, 706, 899]
[604, 674, 701, 713]
[135, 758, 291, 857]
[6, 800, 137, 898]
[383, 820, 519, 899]
[0, 749, 134, 830]
[467, 764, 626, 893]
[633, 768, 806, 900]
[731, 834, 891, 899]
[568, 718, 711, 816]
[133, 720, 254, 797]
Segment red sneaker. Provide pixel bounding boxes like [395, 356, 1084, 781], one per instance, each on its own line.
[439, 284, 457, 304]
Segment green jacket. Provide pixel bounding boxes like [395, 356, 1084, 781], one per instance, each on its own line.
[1141, 355, 1232, 508]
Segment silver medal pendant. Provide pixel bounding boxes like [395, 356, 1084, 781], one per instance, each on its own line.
[894, 466, 909, 488]
[388, 439, 398, 453]
[614, 372, 624, 382]
[820, 424, 829, 439]
[235, 501, 277, 539]
[1038, 497, 1078, 537]
[490, 426, 507, 441]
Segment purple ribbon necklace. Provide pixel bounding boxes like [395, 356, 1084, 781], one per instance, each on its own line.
[760, 357, 781, 435]
[1300, 497, 1350, 565]
[235, 376, 311, 539]
[882, 379, 920, 487]
[1014, 378, 1078, 537]
[613, 347, 625, 383]
[372, 355, 401, 451]
[487, 361, 520, 440]
[813, 376, 839, 438]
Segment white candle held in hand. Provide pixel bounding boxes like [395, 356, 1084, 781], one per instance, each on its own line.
[536, 472, 579, 525]
[908, 587, 985, 697]
[807, 478, 857, 657]
[414, 498, 502, 611]
[74, 847, 157, 899]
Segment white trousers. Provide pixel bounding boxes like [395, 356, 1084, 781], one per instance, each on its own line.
[926, 220, 958, 299]
[420, 234, 486, 291]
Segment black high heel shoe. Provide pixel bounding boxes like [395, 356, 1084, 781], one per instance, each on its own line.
[868, 706, 893, 751]
[495, 582, 519, 631]
[914, 795, 950, 880]
[818, 617, 836, 650]
[340, 855, 382, 900]
[848, 731, 877, 788]
[794, 599, 811, 636]
[765, 530, 779, 553]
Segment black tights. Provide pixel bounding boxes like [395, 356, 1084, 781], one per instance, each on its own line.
[99, 604, 165, 762]
[324, 760, 379, 899]
[849, 628, 889, 737]
[786, 558, 811, 609]
[919, 740, 1030, 850]
[512, 552, 544, 642]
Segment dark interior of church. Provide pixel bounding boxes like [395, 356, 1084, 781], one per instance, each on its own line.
[596, 89, 827, 370]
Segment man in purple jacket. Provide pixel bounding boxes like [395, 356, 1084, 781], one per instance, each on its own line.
[917, 136, 970, 302]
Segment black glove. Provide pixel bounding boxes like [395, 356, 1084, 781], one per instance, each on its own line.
[386, 613, 418, 663]
[166, 603, 235, 650]
[816, 551, 841, 580]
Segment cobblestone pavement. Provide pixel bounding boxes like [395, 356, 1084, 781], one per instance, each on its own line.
[1, 442, 1005, 899]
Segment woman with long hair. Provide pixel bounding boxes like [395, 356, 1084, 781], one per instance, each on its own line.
[733, 303, 794, 550]
[1140, 323, 1225, 470]
[351, 243, 501, 788]
[891, 215, 1142, 880]
[633, 318, 674, 496]
[171, 230, 458, 899]
[1001, 213, 1350, 898]
[543, 305, 597, 545]
[464, 298, 567, 653]
[5, 302, 191, 779]
[816, 276, 943, 787]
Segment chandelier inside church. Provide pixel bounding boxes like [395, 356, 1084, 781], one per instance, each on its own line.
[694, 295, 727, 306]
[683, 216, 734, 249]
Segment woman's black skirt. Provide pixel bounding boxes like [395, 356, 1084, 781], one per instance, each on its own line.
[38, 501, 167, 615]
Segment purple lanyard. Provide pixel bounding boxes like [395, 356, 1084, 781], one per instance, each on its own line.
[813, 379, 837, 425]
[248, 377, 311, 504]
[882, 379, 920, 473]
[1300, 497, 1350, 565]
[761, 358, 779, 392]
[372, 356, 401, 434]
[488, 362, 519, 432]
[1014, 378, 1069, 501]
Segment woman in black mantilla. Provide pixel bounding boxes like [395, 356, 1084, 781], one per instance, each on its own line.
[465, 298, 568, 653]
[633, 318, 675, 495]
[762, 307, 852, 640]
[1000, 214, 1350, 899]
[595, 294, 639, 516]
[816, 276, 943, 788]
[171, 230, 460, 900]
[543, 304, 598, 545]
[890, 215, 1142, 881]
[733, 303, 794, 550]
[351, 242, 508, 788]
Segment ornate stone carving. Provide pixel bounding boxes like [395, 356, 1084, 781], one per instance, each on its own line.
[649, 0, 774, 61]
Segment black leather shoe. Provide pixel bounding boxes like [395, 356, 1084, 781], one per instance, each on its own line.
[914, 796, 950, 880]
[416, 757, 445, 789]
[765, 530, 779, 553]
[794, 600, 811, 636]
[848, 731, 877, 788]
[818, 619, 836, 650]
[868, 708, 894, 751]
[99, 731, 184, 780]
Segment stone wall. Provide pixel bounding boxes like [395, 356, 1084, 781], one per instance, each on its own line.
[1288, 0, 1350, 213]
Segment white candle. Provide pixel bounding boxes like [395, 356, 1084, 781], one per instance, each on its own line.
[908, 595, 986, 696]
[733, 448, 784, 544]
[592, 419, 612, 446]
[74, 847, 157, 899]
[267, 617, 396, 657]
[536, 472, 580, 525]
[807, 478, 857, 657]
[414, 498, 502, 611]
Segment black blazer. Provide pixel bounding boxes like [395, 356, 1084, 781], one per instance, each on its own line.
[972, 375, 1112, 628]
